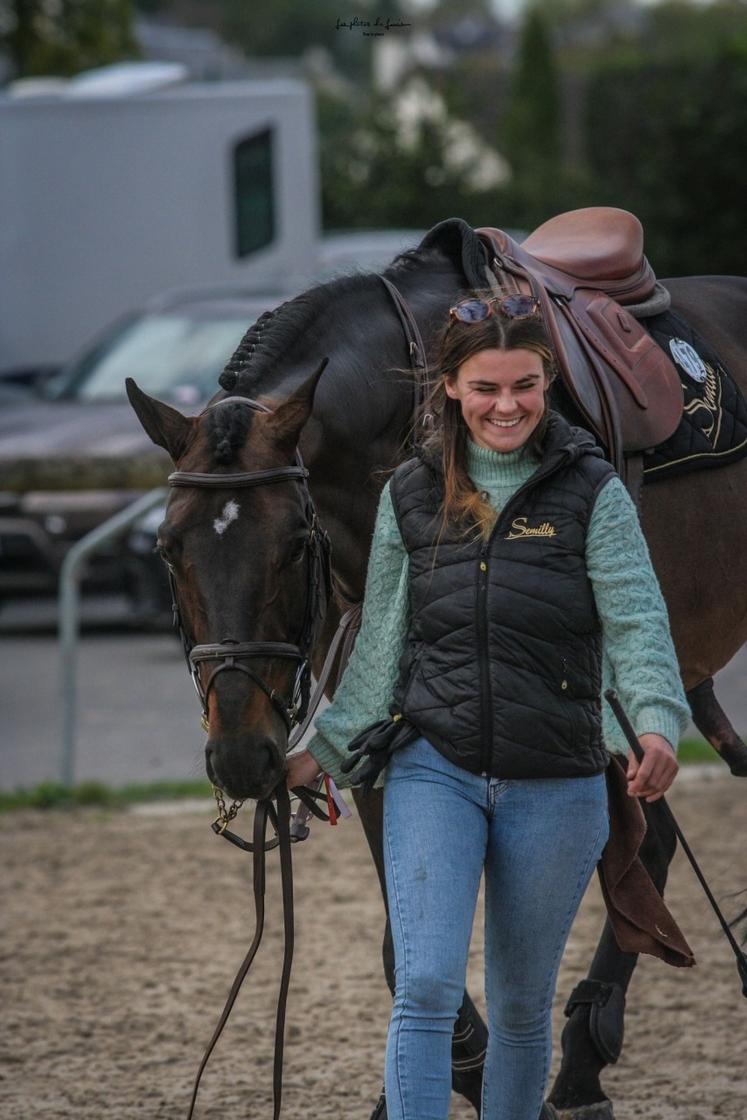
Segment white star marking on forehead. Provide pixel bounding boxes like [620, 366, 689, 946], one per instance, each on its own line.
[213, 500, 240, 537]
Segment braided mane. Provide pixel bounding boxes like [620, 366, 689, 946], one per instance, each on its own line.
[219, 309, 277, 391]
[216, 242, 447, 399]
[206, 401, 254, 465]
[218, 276, 371, 397]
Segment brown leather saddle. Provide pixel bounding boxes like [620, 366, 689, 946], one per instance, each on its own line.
[477, 208, 684, 490]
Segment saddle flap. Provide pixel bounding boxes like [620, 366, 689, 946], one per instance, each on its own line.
[559, 292, 684, 451]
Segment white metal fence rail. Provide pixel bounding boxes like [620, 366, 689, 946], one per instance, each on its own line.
[58, 488, 167, 786]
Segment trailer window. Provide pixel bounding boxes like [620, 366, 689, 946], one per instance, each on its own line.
[234, 128, 275, 258]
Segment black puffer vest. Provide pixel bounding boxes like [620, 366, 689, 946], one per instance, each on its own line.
[389, 412, 616, 779]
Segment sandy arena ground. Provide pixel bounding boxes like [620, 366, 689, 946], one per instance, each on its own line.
[1, 768, 745, 1120]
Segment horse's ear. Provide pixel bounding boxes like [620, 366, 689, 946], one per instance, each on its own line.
[125, 378, 196, 462]
[267, 357, 329, 449]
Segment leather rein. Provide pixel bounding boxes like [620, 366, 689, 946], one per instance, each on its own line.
[169, 277, 428, 1117]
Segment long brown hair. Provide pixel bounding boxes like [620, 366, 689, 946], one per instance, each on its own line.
[420, 291, 557, 543]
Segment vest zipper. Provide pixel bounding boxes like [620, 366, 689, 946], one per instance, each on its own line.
[475, 449, 570, 776]
[476, 548, 491, 774]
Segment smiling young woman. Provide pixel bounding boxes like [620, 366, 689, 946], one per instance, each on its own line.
[289, 290, 687, 1120]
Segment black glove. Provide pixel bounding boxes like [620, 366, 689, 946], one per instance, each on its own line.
[340, 716, 419, 792]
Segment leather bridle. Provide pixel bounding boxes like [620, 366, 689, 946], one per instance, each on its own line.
[165, 395, 332, 744]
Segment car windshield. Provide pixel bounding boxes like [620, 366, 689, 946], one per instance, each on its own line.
[65, 312, 253, 404]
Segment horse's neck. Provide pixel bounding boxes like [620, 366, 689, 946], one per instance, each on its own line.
[307, 266, 462, 598]
[244, 259, 465, 596]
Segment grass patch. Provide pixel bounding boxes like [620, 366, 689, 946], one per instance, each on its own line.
[0, 740, 726, 812]
[0, 779, 213, 813]
[677, 738, 720, 764]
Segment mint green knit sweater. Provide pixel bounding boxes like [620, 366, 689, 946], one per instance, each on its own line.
[308, 440, 690, 788]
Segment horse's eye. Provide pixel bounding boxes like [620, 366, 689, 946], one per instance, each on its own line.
[289, 538, 307, 564]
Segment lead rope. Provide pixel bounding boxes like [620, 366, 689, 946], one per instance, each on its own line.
[184, 606, 362, 1118]
[187, 794, 272, 1118]
[186, 787, 294, 1120]
[273, 785, 295, 1117]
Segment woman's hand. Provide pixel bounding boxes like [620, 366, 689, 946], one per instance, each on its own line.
[285, 749, 322, 791]
[626, 733, 679, 802]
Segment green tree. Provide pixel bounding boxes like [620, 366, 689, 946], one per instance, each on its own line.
[2, 0, 137, 78]
[496, 5, 578, 229]
[317, 87, 501, 231]
[636, 0, 747, 63]
[504, 6, 561, 175]
[584, 44, 747, 274]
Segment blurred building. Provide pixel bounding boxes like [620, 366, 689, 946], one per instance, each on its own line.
[0, 65, 319, 371]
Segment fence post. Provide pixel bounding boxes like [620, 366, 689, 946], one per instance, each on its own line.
[58, 487, 168, 788]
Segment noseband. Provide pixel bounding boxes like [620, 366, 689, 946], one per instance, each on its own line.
[165, 395, 332, 741]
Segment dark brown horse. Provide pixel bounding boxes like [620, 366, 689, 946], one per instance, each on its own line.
[127, 226, 747, 1120]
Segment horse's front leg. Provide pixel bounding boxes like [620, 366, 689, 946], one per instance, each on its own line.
[546, 794, 677, 1119]
[687, 677, 747, 776]
[352, 786, 488, 1118]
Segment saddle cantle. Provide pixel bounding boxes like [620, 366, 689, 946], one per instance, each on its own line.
[477, 208, 684, 486]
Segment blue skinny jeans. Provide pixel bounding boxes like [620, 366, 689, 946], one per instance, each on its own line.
[382, 736, 609, 1120]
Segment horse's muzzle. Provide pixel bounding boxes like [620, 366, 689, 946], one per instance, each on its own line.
[205, 735, 286, 801]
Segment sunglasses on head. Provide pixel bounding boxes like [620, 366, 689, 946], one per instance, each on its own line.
[448, 295, 541, 324]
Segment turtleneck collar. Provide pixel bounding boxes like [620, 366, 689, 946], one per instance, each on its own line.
[416, 412, 601, 479]
[465, 437, 540, 484]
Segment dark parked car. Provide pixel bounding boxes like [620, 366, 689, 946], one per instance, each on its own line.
[0, 288, 285, 623]
[0, 231, 433, 626]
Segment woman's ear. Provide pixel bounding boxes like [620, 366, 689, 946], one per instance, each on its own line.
[443, 376, 459, 401]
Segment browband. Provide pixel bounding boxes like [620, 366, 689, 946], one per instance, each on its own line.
[168, 467, 309, 488]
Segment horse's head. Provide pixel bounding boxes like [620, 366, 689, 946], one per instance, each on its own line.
[126, 360, 330, 801]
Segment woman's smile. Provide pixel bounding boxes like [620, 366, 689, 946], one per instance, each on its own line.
[445, 348, 549, 452]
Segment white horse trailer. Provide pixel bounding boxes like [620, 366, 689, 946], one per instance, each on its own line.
[0, 74, 318, 372]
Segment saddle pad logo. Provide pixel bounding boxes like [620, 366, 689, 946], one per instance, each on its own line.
[669, 338, 707, 383]
[506, 517, 557, 540]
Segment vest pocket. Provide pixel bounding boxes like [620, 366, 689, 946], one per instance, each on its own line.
[560, 656, 570, 694]
[553, 655, 577, 754]
[559, 652, 596, 700]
